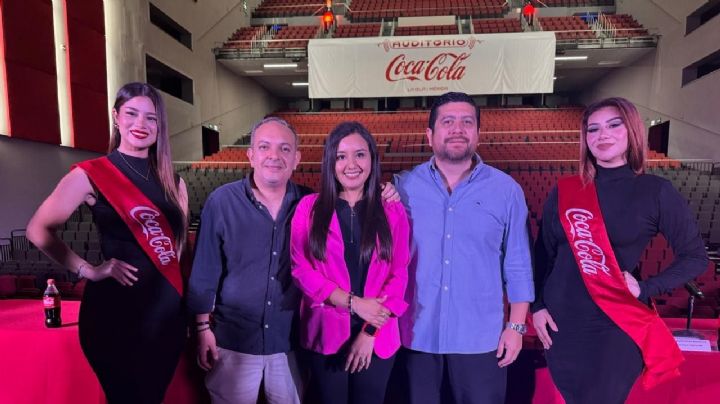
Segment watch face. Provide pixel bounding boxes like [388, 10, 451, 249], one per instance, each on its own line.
[363, 324, 378, 336]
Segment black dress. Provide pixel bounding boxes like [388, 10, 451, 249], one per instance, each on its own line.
[79, 150, 186, 404]
[533, 165, 708, 404]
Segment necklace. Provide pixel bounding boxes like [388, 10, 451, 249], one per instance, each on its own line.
[118, 152, 151, 181]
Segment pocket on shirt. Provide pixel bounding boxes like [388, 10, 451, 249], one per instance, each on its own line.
[461, 201, 505, 248]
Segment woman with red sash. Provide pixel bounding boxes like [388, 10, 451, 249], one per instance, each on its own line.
[531, 97, 708, 404]
[27, 83, 188, 404]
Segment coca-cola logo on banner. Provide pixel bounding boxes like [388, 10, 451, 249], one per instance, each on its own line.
[130, 206, 177, 265]
[564, 208, 611, 276]
[379, 37, 482, 83]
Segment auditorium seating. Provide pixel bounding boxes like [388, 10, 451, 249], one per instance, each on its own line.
[252, 0, 324, 18]
[176, 166, 248, 221]
[222, 26, 266, 49]
[267, 25, 321, 48]
[542, 0, 614, 6]
[2, 107, 716, 315]
[604, 14, 649, 37]
[538, 16, 596, 40]
[333, 23, 382, 38]
[395, 24, 459, 36]
[0, 207, 101, 300]
[179, 125, 718, 318]
[472, 18, 522, 34]
[212, 5, 655, 56]
[348, 0, 507, 22]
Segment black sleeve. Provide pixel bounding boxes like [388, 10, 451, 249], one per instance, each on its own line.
[186, 191, 225, 314]
[532, 186, 559, 313]
[638, 180, 709, 300]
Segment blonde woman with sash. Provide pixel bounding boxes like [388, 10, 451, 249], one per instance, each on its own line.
[531, 97, 708, 404]
[27, 82, 188, 404]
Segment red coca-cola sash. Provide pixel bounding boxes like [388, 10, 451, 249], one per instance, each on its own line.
[557, 175, 682, 388]
[74, 156, 183, 296]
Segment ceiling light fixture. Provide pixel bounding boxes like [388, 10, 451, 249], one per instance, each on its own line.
[554, 56, 588, 61]
[264, 63, 298, 68]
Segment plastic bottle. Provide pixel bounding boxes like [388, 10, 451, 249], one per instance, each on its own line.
[43, 279, 62, 328]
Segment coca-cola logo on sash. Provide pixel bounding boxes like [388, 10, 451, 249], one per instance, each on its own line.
[129, 206, 177, 265]
[564, 208, 610, 276]
[379, 37, 481, 83]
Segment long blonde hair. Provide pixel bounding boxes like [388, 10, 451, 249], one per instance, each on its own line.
[579, 97, 647, 184]
[108, 82, 187, 253]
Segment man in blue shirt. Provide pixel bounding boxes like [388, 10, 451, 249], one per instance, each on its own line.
[396, 92, 534, 404]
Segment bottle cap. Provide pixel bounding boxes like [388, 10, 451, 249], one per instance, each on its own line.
[47, 278, 55, 285]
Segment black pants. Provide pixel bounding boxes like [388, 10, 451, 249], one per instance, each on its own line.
[546, 326, 643, 404]
[306, 349, 396, 404]
[404, 348, 507, 404]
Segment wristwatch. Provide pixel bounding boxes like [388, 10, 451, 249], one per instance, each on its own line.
[362, 322, 379, 337]
[506, 322, 527, 335]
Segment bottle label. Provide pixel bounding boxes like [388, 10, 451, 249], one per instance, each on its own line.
[43, 296, 59, 309]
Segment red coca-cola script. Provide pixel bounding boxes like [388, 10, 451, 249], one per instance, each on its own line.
[385, 52, 469, 82]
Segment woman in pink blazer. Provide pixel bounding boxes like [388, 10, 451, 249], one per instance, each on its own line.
[291, 121, 410, 404]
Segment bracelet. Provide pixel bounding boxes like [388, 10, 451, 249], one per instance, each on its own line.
[348, 292, 355, 316]
[197, 326, 211, 333]
[76, 262, 92, 279]
[196, 320, 211, 327]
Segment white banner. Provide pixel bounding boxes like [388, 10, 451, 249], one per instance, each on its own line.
[308, 32, 556, 98]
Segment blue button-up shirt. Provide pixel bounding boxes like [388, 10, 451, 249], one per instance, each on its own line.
[397, 156, 534, 354]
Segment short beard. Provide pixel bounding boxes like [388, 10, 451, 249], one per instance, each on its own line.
[435, 145, 473, 162]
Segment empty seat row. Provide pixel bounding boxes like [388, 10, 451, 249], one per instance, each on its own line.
[252, 1, 324, 18]
[473, 18, 522, 33]
[333, 23, 382, 38]
[539, 16, 596, 40]
[395, 24, 459, 36]
[603, 14, 649, 37]
[348, 0, 507, 21]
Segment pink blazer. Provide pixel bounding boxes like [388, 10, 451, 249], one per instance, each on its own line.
[290, 194, 410, 359]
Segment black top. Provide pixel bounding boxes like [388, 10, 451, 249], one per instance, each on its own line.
[186, 175, 311, 355]
[335, 198, 370, 333]
[81, 150, 187, 402]
[533, 165, 708, 328]
[88, 150, 184, 297]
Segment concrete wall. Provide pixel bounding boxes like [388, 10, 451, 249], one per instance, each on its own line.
[580, 0, 720, 160]
[104, 0, 279, 161]
[0, 137, 100, 238]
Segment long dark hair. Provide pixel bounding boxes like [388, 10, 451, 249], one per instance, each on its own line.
[109, 82, 187, 253]
[309, 121, 393, 263]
